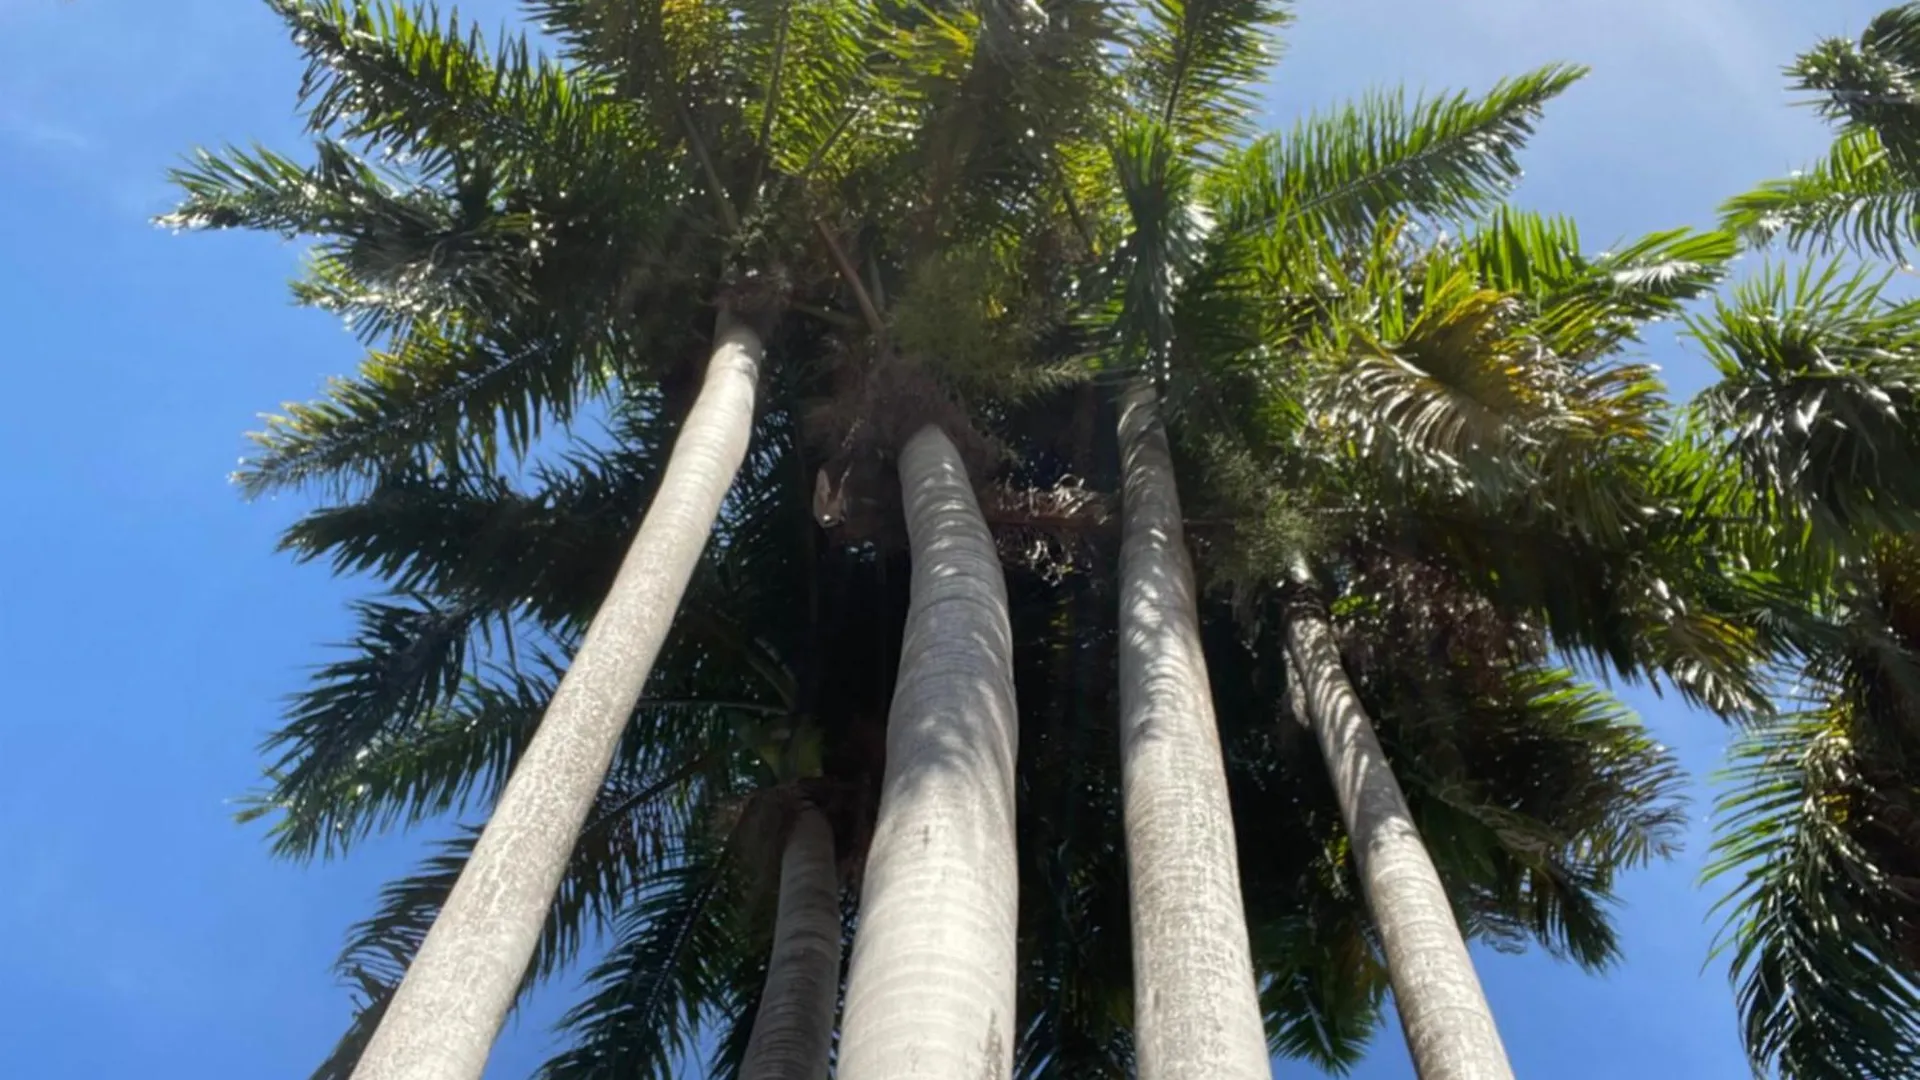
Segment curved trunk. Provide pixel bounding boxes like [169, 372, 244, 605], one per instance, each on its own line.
[1114, 383, 1270, 1080]
[1284, 574, 1513, 1080]
[350, 315, 765, 1080]
[835, 424, 1020, 1080]
[740, 805, 843, 1080]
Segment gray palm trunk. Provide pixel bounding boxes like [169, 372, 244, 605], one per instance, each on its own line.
[740, 805, 843, 1080]
[835, 424, 1021, 1080]
[1283, 570, 1513, 1080]
[1114, 383, 1271, 1080]
[350, 314, 765, 1080]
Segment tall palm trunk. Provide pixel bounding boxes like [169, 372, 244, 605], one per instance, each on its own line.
[1114, 383, 1270, 1080]
[835, 424, 1020, 1080]
[351, 314, 765, 1080]
[740, 804, 843, 1080]
[1283, 570, 1513, 1080]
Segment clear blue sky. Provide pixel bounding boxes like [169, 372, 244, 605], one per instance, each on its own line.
[0, 0, 1883, 1076]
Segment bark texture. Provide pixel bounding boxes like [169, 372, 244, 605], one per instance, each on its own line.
[1115, 383, 1270, 1080]
[740, 805, 843, 1080]
[1285, 578, 1514, 1080]
[835, 424, 1021, 1080]
[350, 316, 764, 1080]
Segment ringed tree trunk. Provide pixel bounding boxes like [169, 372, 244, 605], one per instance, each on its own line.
[1283, 567, 1514, 1080]
[835, 424, 1021, 1080]
[1114, 383, 1271, 1080]
[740, 805, 843, 1080]
[351, 314, 765, 1080]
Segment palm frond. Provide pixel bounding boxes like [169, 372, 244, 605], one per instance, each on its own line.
[269, 0, 622, 166]
[1690, 259, 1920, 543]
[1722, 129, 1920, 261]
[244, 655, 552, 859]
[243, 594, 494, 859]
[1254, 909, 1387, 1072]
[1210, 64, 1585, 240]
[537, 840, 748, 1080]
[1708, 707, 1920, 1080]
[1792, 3, 1920, 165]
[1123, 0, 1292, 149]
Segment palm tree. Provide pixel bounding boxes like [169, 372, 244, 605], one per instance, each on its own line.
[348, 315, 760, 1080]
[1281, 565, 1509, 1076]
[165, 5, 776, 1072]
[1690, 262, 1920, 1079]
[1082, 34, 1737, 1070]
[833, 423, 1023, 1080]
[1091, 52, 1743, 1064]
[172, 0, 1110, 1073]
[1700, 9, 1920, 1073]
[1096, 1, 1293, 1073]
[739, 802, 841, 1080]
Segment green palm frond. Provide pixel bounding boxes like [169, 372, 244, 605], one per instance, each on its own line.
[1325, 560, 1689, 967]
[537, 840, 748, 1080]
[248, 315, 625, 494]
[1209, 64, 1585, 240]
[698, 934, 786, 1080]
[1722, 129, 1920, 261]
[1102, 120, 1212, 362]
[269, 0, 623, 166]
[1464, 210, 1734, 360]
[1420, 669, 1687, 969]
[1708, 707, 1920, 1080]
[736, 0, 883, 181]
[1123, 0, 1292, 150]
[1690, 259, 1920, 543]
[245, 656, 552, 859]
[1254, 909, 1387, 1072]
[278, 430, 670, 629]
[170, 5, 715, 497]
[1792, 3, 1920, 164]
[243, 593, 495, 859]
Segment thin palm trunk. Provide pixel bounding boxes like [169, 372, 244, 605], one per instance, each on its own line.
[350, 314, 765, 1080]
[1115, 383, 1270, 1080]
[740, 804, 842, 1080]
[1284, 570, 1513, 1080]
[835, 424, 1021, 1080]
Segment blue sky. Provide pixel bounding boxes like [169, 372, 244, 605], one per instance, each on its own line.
[0, 0, 1886, 1076]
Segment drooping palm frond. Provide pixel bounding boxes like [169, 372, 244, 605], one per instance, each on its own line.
[243, 593, 500, 859]
[271, 0, 624, 165]
[244, 655, 553, 860]
[168, 3, 711, 496]
[1405, 668, 1687, 969]
[1709, 705, 1920, 1080]
[536, 838, 750, 1080]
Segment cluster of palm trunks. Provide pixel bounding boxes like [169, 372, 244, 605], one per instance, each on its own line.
[172, 1, 1920, 1079]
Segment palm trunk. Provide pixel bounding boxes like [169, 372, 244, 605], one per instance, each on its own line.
[350, 314, 764, 1080]
[740, 805, 842, 1080]
[1283, 570, 1513, 1080]
[1114, 383, 1270, 1080]
[835, 424, 1020, 1080]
